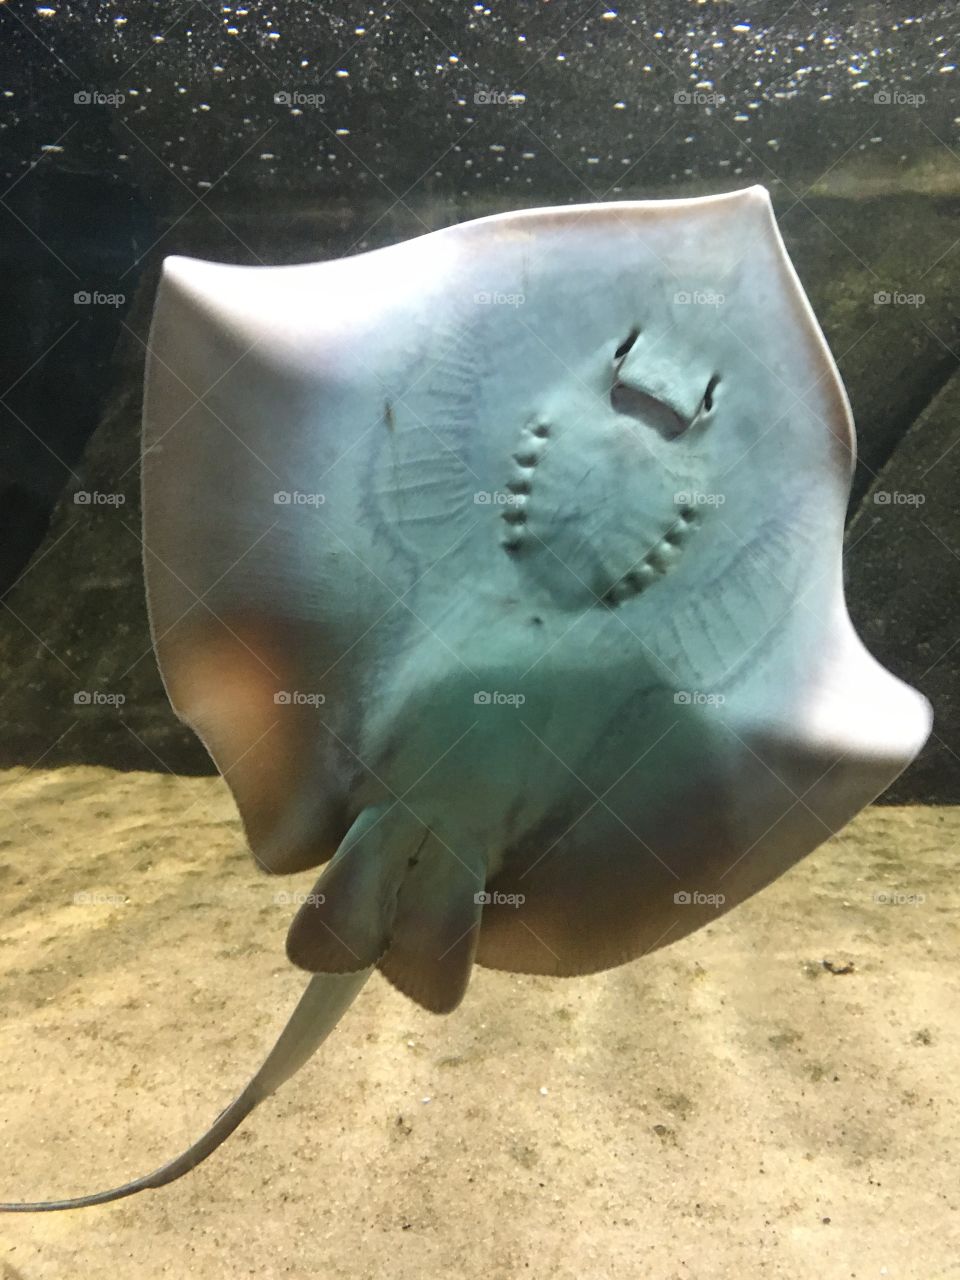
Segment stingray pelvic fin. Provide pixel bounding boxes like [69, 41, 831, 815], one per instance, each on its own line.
[286, 806, 485, 1014]
[285, 805, 422, 974]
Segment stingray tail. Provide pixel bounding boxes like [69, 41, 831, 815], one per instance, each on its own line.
[0, 968, 370, 1212]
[0, 807, 484, 1211]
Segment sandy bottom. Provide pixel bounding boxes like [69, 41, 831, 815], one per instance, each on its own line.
[0, 767, 957, 1279]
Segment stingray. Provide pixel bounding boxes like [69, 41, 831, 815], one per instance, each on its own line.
[0, 186, 931, 1211]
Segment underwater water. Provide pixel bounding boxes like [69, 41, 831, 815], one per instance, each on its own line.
[0, 2, 958, 1277]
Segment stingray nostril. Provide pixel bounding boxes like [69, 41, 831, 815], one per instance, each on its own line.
[614, 327, 641, 362]
[703, 373, 721, 413]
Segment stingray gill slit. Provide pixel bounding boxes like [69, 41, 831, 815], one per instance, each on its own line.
[501, 420, 550, 553]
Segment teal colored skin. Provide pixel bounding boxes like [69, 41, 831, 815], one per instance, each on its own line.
[0, 188, 931, 1210]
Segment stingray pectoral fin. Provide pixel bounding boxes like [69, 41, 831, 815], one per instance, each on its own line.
[0, 968, 370, 1213]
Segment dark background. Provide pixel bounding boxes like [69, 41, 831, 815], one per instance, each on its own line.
[0, 0, 956, 798]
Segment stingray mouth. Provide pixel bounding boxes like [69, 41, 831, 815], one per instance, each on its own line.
[610, 370, 720, 441]
[600, 503, 701, 606]
[609, 326, 720, 442]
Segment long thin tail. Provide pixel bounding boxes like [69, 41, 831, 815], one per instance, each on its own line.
[0, 967, 372, 1212]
